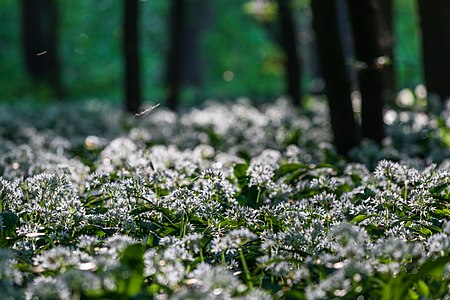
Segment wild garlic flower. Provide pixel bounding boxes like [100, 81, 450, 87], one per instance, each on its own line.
[58, 269, 102, 296]
[0, 249, 23, 298]
[33, 247, 94, 272]
[211, 228, 257, 256]
[427, 222, 450, 256]
[327, 223, 370, 258]
[247, 161, 276, 190]
[186, 263, 246, 295]
[143, 247, 186, 287]
[25, 276, 71, 300]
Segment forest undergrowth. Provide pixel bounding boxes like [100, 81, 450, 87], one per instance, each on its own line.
[0, 97, 449, 299]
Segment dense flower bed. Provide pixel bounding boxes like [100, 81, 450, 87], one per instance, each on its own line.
[0, 98, 449, 299]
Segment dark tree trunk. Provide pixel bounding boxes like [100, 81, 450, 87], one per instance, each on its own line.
[166, 0, 185, 111]
[276, 0, 302, 106]
[378, 0, 396, 103]
[311, 0, 359, 156]
[181, 0, 211, 88]
[347, 0, 386, 144]
[418, 0, 450, 106]
[21, 0, 62, 99]
[123, 0, 141, 114]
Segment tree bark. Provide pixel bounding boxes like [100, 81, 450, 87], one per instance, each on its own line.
[276, 0, 302, 106]
[311, 0, 359, 156]
[347, 0, 386, 144]
[166, 0, 185, 111]
[417, 0, 450, 105]
[181, 0, 211, 88]
[123, 0, 141, 114]
[378, 0, 396, 103]
[21, 0, 62, 99]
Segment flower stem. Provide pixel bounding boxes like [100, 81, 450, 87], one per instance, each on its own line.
[239, 248, 253, 289]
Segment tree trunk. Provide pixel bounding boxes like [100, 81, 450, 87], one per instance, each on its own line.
[276, 0, 302, 106]
[166, 0, 185, 111]
[123, 0, 141, 114]
[417, 0, 450, 106]
[181, 0, 211, 88]
[311, 0, 359, 156]
[347, 0, 386, 144]
[21, 0, 62, 99]
[378, 0, 396, 104]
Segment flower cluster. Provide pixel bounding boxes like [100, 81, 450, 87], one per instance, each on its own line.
[0, 98, 448, 299]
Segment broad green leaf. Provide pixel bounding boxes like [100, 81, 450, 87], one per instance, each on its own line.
[434, 209, 450, 217]
[414, 279, 429, 298]
[147, 233, 155, 247]
[407, 288, 419, 300]
[277, 163, 308, 177]
[233, 163, 249, 179]
[120, 244, 146, 296]
[0, 212, 19, 237]
[130, 204, 154, 216]
[0, 236, 19, 247]
[350, 214, 377, 224]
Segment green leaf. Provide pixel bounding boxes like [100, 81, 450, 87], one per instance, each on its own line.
[233, 163, 248, 179]
[350, 214, 377, 224]
[277, 163, 308, 177]
[381, 273, 408, 300]
[315, 163, 338, 171]
[284, 289, 307, 300]
[158, 226, 177, 236]
[407, 288, 419, 300]
[0, 212, 19, 237]
[130, 204, 154, 216]
[365, 224, 385, 239]
[234, 163, 250, 189]
[429, 182, 448, 196]
[274, 163, 309, 183]
[414, 279, 429, 298]
[119, 244, 146, 296]
[0, 236, 19, 247]
[417, 227, 433, 237]
[434, 209, 450, 217]
[381, 255, 450, 300]
[127, 273, 144, 296]
[414, 255, 450, 280]
[236, 186, 260, 208]
[147, 234, 155, 247]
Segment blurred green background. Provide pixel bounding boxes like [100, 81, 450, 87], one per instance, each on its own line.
[0, 0, 423, 106]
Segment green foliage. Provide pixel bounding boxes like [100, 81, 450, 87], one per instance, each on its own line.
[394, 0, 423, 89]
[0, 0, 425, 105]
[0, 98, 449, 299]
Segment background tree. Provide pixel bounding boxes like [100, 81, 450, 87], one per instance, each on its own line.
[123, 0, 141, 114]
[347, 0, 386, 144]
[378, 0, 395, 103]
[165, 0, 185, 111]
[165, 0, 211, 110]
[180, 0, 211, 91]
[244, 0, 303, 106]
[417, 0, 450, 108]
[311, 0, 359, 156]
[21, 0, 62, 99]
[276, 0, 302, 106]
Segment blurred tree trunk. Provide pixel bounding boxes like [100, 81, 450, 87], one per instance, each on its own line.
[378, 0, 396, 103]
[417, 0, 450, 107]
[166, 0, 185, 111]
[181, 0, 211, 88]
[123, 0, 141, 114]
[347, 0, 386, 144]
[276, 0, 302, 106]
[21, 0, 62, 99]
[311, 0, 359, 156]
